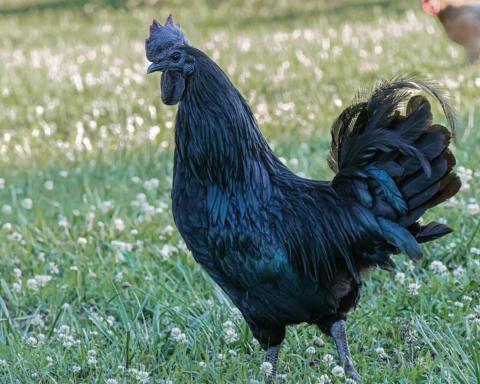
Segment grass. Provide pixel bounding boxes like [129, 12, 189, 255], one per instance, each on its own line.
[0, 0, 479, 383]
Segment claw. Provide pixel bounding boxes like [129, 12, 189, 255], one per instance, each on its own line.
[267, 373, 286, 383]
[345, 365, 363, 384]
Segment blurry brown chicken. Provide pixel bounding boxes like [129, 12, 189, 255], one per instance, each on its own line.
[423, 0, 480, 62]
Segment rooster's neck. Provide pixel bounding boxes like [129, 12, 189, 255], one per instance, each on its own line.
[174, 51, 276, 187]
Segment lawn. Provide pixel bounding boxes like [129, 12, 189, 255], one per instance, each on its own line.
[0, 0, 479, 383]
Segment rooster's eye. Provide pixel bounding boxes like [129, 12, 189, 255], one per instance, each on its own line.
[171, 53, 181, 62]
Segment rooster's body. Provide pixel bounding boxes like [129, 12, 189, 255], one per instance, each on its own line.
[146, 16, 461, 382]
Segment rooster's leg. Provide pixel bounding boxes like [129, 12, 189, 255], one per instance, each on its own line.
[265, 344, 281, 382]
[331, 320, 362, 383]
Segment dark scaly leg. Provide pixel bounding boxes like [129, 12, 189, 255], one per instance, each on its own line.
[265, 344, 281, 382]
[249, 323, 285, 383]
[330, 320, 362, 383]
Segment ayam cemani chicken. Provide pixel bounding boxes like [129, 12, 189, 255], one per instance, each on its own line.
[423, 0, 480, 62]
[145, 15, 461, 382]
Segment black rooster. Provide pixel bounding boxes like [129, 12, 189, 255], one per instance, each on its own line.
[145, 15, 461, 382]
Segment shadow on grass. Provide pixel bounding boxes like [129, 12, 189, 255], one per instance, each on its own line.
[0, 0, 127, 15]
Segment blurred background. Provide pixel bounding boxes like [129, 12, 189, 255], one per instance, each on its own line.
[0, 0, 478, 166]
[0, 1, 479, 383]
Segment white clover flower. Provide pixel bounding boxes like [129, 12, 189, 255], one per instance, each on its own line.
[12, 282, 22, 293]
[77, 237, 88, 246]
[128, 368, 150, 383]
[58, 217, 69, 229]
[26, 279, 38, 292]
[111, 240, 133, 252]
[313, 336, 325, 347]
[454, 301, 464, 308]
[404, 260, 415, 272]
[0, 178, 5, 189]
[395, 272, 405, 284]
[21, 198, 33, 210]
[317, 374, 331, 384]
[143, 178, 159, 190]
[31, 314, 44, 327]
[25, 336, 38, 347]
[49, 262, 59, 274]
[26, 275, 52, 291]
[114, 218, 125, 231]
[223, 321, 239, 344]
[467, 203, 480, 215]
[170, 327, 187, 343]
[289, 158, 299, 167]
[375, 346, 388, 359]
[13, 267, 22, 279]
[43, 180, 54, 191]
[198, 361, 206, 368]
[331, 365, 344, 377]
[306, 346, 316, 354]
[471, 247, 480, 255]
[162, 225, 174, 235]
[100, 200, 114, 213]
[106, 379, 118, 384]
[10, 232, 22, 242]
[58, 324, 70, 335]
[0, 358, 7, 367]
[87, 211, 95, 224]
[62, 335, 79, 348]
[72, 365, 81, 373]
[430, 260, 447, 275]
[408, 282, 421, 295]
[453, 266, 465, 278]
[472, 318, 480, 330]
[160, 244, 176, 259]
[2, 204, 12, 214]
[260, 361, 273, 376]
[2, 222, 12, 232]
[230, 307, 242, 320]
[323, 354, 334, 365]
[114, 272, 123, 282]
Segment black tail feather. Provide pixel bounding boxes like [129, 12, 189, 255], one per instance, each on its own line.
[330, 77, 461, 263]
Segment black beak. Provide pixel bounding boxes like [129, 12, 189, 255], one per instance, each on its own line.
[147, 62, 163, 74]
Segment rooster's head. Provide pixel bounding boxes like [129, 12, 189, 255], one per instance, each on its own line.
[145, 15, 194, 105]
